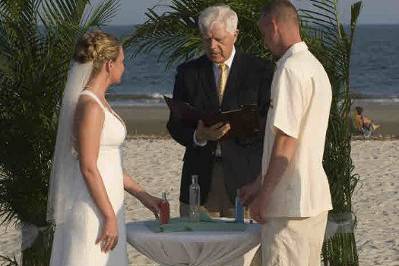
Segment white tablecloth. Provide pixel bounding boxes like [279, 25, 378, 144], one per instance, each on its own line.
[126, 221, 261, 266]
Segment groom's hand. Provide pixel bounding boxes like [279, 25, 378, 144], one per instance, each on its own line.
[239, 177, 261, 206]
[249, 190, 269, 224]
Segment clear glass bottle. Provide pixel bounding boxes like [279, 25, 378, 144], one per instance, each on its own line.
[189, 175, 200, 222]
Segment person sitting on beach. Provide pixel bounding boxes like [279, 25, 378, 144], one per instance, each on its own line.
[167, 4, 273, 218]
[354, 106, 380, 137]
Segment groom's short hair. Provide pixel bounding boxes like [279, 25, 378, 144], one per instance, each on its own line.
[261, 0, 299, 27]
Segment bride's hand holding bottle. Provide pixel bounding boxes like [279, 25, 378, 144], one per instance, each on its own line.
[123, 173, 161, 218]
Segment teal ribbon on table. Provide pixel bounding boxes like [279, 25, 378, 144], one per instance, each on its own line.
[145, 212, 247, 233]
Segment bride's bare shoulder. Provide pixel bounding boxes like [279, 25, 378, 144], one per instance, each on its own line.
[74, 95, 105, 125]
[78, 94, 103, 111]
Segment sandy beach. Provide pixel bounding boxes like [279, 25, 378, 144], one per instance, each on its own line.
[113, 101, 399, 138]
[1, 137, 398, 265]
[115, 106, 170, 137]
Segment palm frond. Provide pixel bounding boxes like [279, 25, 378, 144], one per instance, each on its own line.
[0, 254, 18, 266]
[299, 1, 363, 264]
[0, 0, 120, 250]
[0, 1, 119, 264]
[124, 0, 269, 67]
[81, 0, 120, 29]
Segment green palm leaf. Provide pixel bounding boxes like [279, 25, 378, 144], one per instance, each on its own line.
[0, 0, 119, 264]
[299, 1, 362, 265]
[124, 0, 269, 67]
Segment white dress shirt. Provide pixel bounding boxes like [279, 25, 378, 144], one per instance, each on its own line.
[193, 47, 236, 147]
[262, 42, 333, 217]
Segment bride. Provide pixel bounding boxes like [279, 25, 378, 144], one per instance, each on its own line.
[47, 31, 161, 265]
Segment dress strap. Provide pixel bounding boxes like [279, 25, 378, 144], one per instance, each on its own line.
[80, 90, 106, 111]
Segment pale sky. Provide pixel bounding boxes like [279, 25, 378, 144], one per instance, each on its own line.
[92, 0, 399, 25]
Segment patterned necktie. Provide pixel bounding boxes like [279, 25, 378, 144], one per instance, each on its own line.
[217, 63, 228, 105]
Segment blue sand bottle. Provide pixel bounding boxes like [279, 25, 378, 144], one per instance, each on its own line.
[235, 189, 244, 223]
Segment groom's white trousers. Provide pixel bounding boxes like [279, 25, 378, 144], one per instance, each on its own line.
[261, 211, 328, 266]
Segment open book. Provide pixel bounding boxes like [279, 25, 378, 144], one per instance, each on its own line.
[164, 96, 261, 140]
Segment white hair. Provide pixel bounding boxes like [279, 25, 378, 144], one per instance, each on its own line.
[198, 5, 238, 34]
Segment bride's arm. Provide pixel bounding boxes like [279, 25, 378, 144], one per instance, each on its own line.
[122, 173, 144, 196]
[76, 98, 114, 219]
[75, 98, 117, 252]
[123, 173, 161, 217]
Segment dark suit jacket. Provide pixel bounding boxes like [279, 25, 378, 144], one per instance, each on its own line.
[167, 51, 273, 204]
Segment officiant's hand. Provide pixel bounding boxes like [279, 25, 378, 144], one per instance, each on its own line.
[138, 191, 161, 219]
[96, 214, 119, 253]
[239, 177, 261, 206]
[196, 120, 230, 142]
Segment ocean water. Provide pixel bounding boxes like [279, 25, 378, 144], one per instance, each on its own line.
[105, 25, 399, 106]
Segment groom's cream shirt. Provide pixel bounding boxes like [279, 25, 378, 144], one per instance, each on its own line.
[262, 42, 332, 217]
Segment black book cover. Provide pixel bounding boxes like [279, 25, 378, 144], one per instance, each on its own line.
[164, 96, 261, 139]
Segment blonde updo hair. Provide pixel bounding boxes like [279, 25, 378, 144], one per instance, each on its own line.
[74, 31, 122, 76]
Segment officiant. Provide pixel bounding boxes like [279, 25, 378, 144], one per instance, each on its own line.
[167, 4, 273, 218]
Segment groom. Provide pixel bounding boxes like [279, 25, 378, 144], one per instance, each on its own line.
[167, 4, 273, 218]
[241, 1, 333, 265]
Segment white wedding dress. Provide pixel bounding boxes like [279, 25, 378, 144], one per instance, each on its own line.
[50, 90, 128, 266]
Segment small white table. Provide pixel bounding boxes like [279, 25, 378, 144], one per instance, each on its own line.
[126, 221, 261, 266]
